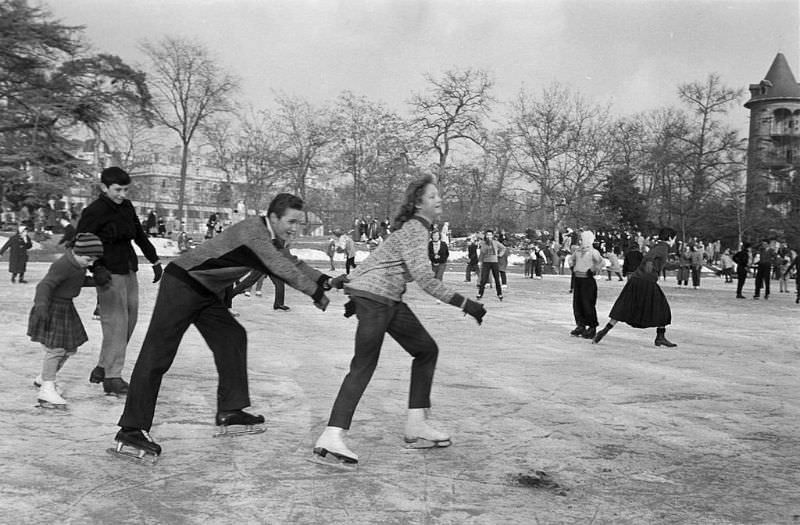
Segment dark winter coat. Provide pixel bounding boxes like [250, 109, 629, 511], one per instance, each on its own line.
[0, 233, 33, 274]
[76, 194, 159, 274]
[428, 241, 449, 265]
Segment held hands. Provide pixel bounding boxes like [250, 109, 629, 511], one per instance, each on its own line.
[152, 262, 163, 283]
[463, 299, 486, 325]
[329, 274, 349, 289]
[92, 266, 112, 288]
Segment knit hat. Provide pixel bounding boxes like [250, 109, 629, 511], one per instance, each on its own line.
[72, 233, 104, 257]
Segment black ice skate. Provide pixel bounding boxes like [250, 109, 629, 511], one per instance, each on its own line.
[213, 409, 266, 437]
[89, 366, 105, 384]
[110, 428, 161, 464]
[103, 377, 128, 396]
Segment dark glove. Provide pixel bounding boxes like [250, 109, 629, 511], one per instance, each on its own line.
[463, 299, 486, 325]
[317, 274, 333, 290]
[92, 266, 112, 287]
[311, 285, 329, 311]
[30, 304, 49, 327]
[586, 269, 594, 278]
[330, 274, 349, 289]
[314, 294, 330, 312]
[344, 300, 357, 318]
[152, 263, 163, 283]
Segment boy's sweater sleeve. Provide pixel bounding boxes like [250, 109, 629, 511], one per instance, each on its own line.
[236, 223, 324, 297]
[275, 245, 327, 286]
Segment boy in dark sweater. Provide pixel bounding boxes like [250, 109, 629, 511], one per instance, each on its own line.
[76, 167, 162, 396]
[113, 193, 343, 460]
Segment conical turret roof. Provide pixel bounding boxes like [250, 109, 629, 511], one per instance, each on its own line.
[745, 53, 800, 107]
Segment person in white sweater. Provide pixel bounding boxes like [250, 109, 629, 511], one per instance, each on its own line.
[569, 230, 605, 339]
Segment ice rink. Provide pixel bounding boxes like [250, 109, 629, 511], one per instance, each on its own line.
[1, 262, 797, 524]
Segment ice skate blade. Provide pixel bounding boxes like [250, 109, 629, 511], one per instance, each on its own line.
[104, 392, 127, 398]
[107, 444, 158, 465]
[35, 401, 67, 410]
[213, 424, 267, 438]
[403, 437, 452, 449]
[311, 447, 358, 468]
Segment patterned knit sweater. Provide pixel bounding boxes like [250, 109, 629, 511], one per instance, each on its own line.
[345, 216, 461, 305]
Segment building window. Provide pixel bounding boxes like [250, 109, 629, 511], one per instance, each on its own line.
[787, 150, 793, 163]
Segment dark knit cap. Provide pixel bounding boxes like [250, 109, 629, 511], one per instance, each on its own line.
[72, 233, 104, 257]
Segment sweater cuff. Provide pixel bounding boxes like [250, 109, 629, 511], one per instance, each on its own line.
[317, 274, 331, 290]
[311, 285, 325, 303]
[448, 293, 467, 309]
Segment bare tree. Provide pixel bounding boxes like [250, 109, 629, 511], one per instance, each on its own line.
[267, 93, 333, 230]
[509, 83, 612, 234]
[331, 91, 418, 218]
[141, 36, 238, 220]
[409, 68, 493, 193]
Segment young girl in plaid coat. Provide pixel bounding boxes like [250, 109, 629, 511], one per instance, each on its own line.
[28, 233, 104, 408]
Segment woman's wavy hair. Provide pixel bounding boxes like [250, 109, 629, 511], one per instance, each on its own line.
[393, 175, 434, 231]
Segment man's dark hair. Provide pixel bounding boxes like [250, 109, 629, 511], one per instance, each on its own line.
[484, 229, 494, 234]
[100, 166, 131, 187]
[268, 193, 304, 219]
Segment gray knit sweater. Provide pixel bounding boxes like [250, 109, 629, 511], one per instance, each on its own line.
[345, 216, 461, 305]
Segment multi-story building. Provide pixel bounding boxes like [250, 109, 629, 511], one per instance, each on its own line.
[744, 53, 800, 225]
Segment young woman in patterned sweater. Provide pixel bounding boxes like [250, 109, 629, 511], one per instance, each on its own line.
[313, 175, 486, 466]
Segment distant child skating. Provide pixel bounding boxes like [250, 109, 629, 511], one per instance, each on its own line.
[28, 233, 104, 408]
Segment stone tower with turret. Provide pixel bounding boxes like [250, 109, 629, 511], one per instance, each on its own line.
[744, 53, 800, 230]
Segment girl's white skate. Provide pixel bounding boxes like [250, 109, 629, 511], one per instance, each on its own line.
[36, 381, 67, 410]
[312, 426, 358, 468]
[404, 408, 451, 449]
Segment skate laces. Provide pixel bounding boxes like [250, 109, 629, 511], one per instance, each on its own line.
[140, 430, 155, 443]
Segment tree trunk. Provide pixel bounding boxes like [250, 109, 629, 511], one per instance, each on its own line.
[177, 142, 190, 222]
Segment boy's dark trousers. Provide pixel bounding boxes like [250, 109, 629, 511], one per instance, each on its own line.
[270, 275, 285, 307]
[736, 269, 747, 297]
[345, 257, 357, 274]
[465, 262, 478, 281]
[478, 262, 501, 296]
[572, 276, 598, 328]
[754, 263, 771, 297]
[118, 272, 251, 431]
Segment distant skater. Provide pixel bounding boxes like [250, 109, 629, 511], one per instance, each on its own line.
[593, 227, 678, 348]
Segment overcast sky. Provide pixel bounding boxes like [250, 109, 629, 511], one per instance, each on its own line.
[44, 0, 799, 134]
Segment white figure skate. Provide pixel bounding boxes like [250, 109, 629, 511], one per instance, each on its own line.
[312, 426, 358, 468]
[404, 408, 451, 449]
[36, 381, 66, 410]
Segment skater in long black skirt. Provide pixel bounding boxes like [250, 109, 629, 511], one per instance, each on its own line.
[313, 175, 486, 466]
[593, 227, 678, 348]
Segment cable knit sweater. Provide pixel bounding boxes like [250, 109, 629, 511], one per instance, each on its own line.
[345, 216, 461, 305]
